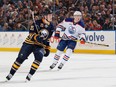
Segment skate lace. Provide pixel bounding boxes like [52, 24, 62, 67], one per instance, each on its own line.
[59, 63, 63, 68]
[27, 74, 32, 79]
[52, 63, 56, 67]
[8, 74, 13, 78]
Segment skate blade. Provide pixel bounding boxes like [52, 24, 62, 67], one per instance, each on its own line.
[57, 68, 61, 71]
[49, 68, 53, 71]
[25, 79, 30, 83]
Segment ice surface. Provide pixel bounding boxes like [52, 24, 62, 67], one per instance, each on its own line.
[0, 52, 116, 87]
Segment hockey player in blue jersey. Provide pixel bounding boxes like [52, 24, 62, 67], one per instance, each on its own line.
[50, 11, 86, 70]
[6, 8, 54, 81]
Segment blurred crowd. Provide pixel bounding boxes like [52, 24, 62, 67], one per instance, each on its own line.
[0, 0, 116, 31]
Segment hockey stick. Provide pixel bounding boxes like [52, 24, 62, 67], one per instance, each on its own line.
[85, 41, 109, 47]
[52, 37, 109, 47]
[31, 10, 39, 33]
[76, 40, 109, 47]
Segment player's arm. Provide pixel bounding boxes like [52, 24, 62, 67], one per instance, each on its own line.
[44, 24, 55, 57]
[78, 27, 86, 44]
[44, 41, 51, 57]
[54, 20, 66, 39]
[79, 33, 86, 44]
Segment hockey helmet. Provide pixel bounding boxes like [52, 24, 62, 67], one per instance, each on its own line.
[73, 11, 82, 16]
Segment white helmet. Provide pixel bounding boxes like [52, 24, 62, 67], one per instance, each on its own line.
[73, 11, 82, 16]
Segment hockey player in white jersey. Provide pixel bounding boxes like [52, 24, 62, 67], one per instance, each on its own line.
[50, 11, 86, 70]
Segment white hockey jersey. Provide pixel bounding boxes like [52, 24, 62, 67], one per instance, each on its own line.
[56, 18, 85, 40]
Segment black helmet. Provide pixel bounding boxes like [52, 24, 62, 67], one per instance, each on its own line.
[43, 9, 53, 15]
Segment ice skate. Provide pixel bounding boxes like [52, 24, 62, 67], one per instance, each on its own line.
[58, 63, 64, 70]
[6, 73, 13, 81]
[49, 63, 58, 70]
[25, 74, 32, 82]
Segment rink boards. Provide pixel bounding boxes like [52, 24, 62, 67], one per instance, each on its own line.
[0, 31, 115, 54]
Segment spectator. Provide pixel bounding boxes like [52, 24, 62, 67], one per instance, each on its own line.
[8, 19, 14, 29]
[2, 22, 12, 31]
[92, 20, 102, 30]
[14, 22, 27, 31]
[0, 0, 115, 31]
[102, 18, 112, 30]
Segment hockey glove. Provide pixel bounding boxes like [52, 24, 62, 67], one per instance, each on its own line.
[80, 38, 86, 44]
[44, 46, 50, 57]
[44, 49, 50, 57]
[54, 31, 60, 39]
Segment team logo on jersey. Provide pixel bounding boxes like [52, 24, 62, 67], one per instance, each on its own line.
[40, 29, 49, 40]
[68, 26, 76, 34]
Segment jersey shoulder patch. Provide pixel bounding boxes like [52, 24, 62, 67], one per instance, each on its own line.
[78, 20, 85, 28]
[65, 18, 73, 22]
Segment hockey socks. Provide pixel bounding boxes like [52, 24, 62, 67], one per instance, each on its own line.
[49, 54, 60, 69]
[58, 55, 70, 70]
[6, 61, 21, 81]
[57, 48, 72, 70]
[26, 60, 40, 81]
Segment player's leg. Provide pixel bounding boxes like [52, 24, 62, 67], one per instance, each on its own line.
[49, 50, 63, 69]
[6, 43, 33, 81]
[58, 40, 77, 70]
[49, 40, 67, 69]
[26, 47, 45, 81]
